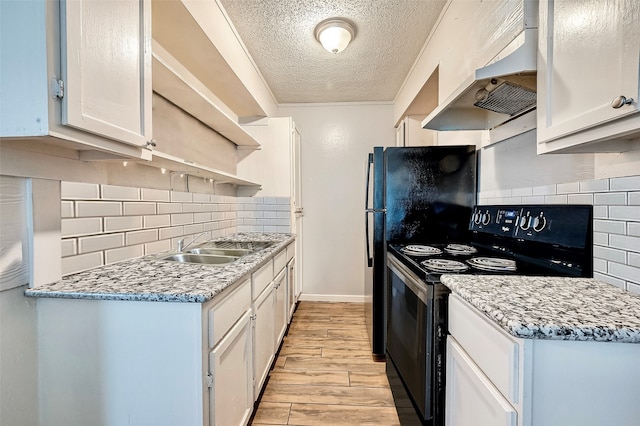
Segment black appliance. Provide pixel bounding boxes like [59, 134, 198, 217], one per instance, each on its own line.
[386, 204, 593, 425]
[364, 146, 477, 359]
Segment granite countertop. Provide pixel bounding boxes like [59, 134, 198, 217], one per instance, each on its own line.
[440, 275, 640, 343]
[26, 233, 295, 303]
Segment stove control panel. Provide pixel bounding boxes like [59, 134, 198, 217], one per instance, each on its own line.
[470, 204, 592, 249]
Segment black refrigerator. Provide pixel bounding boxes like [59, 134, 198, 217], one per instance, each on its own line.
[364, 146, 477, 358]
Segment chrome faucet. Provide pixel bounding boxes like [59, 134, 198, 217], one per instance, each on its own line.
[177, 232, 207, 252]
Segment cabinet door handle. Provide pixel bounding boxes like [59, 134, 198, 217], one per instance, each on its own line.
[611, 95, 634, 109]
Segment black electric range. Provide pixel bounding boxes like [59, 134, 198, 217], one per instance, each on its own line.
[385, 204, 593, 426]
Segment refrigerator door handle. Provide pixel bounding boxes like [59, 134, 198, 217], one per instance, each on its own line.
[365, 153, 374, 267]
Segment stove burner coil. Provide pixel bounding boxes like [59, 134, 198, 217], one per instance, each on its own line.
[420, 258, 469, 273]
[444, 244, 478, 255]
[402, 245, 443, 256]
[467, 257, 517, 272]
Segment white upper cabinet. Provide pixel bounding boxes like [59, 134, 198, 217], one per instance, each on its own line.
[0, 0, 152, 160]
[537, 0, 640, 153]
[61, 0, 152, 147]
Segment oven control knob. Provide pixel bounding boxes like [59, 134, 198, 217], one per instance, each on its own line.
[519, 214, 531, 230]
[533, 215, 547, 232]
[481, 212, 491, 225]
[473, 211, 482, 224]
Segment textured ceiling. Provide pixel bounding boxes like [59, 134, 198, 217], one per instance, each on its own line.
[218, 0, 447, 104]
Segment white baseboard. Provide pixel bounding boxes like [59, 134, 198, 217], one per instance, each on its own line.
[298, 293, 365, 303]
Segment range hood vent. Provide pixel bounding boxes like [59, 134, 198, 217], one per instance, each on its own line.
[422, 28, 538, 131]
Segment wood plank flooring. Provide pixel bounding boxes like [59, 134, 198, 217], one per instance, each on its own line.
[250, 301, 400, 426]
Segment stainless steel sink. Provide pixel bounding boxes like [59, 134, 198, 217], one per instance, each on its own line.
[185, 248, 253, 257]
[159, 253, 238, 265]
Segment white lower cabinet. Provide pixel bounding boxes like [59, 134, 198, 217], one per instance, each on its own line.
[446, 338, 517, 426]
[447, 294, 640, 426]
[273, 268, 287, 345]
[253, 280, 275, 399]
[209, 310, 253, 426]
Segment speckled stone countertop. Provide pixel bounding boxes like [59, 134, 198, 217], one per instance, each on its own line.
[25, 233, 294, 303]
[440, 275, 640, 343]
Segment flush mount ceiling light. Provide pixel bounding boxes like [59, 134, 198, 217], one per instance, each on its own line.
[314, 18, 356, 54]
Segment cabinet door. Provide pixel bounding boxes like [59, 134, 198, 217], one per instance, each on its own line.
[61, 0, 152, 147]
[209, 310, 253, 426]
[287, 258, 296, 322]
[253, 282, 275, 400]
[446, 338, 517, 426]
[273, 268, 287, 345]
[537, 0, 640, 144]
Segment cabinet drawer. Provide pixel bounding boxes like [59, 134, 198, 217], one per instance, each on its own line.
[448, 295, 520, 404]
[252, 260, 273, 300]
[274, 249, 287, 274]
[208, 278, 251, 348]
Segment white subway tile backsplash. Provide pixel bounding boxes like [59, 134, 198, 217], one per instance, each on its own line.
[157, 203, 182, 214]
[144, 214, 171, 228]
[511, 187, 533, 197]
[544, 195, 568, 204]
[203, 222, 219, 231]
[62, 252, 103, 275]
[556, 182, 580, 194]
[61, 201, 74, 218]
[123, 202, 156, 216]
[145, 239, 171, 255]
[593, 205, 608, 219]
[158, 226, 184, 240]
[101, 185, 139, 200]
[629, 252, 640, 268]
[61, 218, 102, 237]
[629, 192, 640, 205]
[104, 216, 143, 233]
[171, 213, 194, 226]
[594, 192, 627, 206]
[125, 229, 158, 245]
[628, 282, 640, 295]
[610, 175, 640, 191]
[105, 244, 144, 264]
[202, 203, 218, 212]
[593, 258, 607, 273]
[61, 182, 100, 199]
[629, 223, 640, 237]
[182, 203, 203, 213]
[192, 193, 210, 203]
[183, 224, 205, 235]
[78, 234, 124, 253]
[520, 195, 546, 204]
[593, 220, 626, 235]
[608, 262, 640, 283]
[61, 239, 77, 257]
[140, 188, 170, 202]
[276, 197, 290, 204]
[609, 235, 640, 253]
[579, 178, 609, 193]
[593, 245, 627, 263]
[609, 206, 640, 221]
[593, 272, 626, 289]
[567, 193, 593, 204]
[193, 212, 212, 223]
[76, 201, 122, 217]
[276, 226, 291, 233]
[170, 191, 192, 202]
[211, 195, 225, 203]
[224, 211, 237, 220]
[593, 232, 608, 245]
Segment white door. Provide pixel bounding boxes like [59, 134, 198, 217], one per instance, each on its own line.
[291, 126, 303, 298]
[61, 0, 152, 146]
[446, 338, 517, 426]
[537, 0, 640, 143]
[209, 310, 253, 426]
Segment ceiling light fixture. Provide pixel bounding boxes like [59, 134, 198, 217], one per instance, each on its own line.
[314, 18, 356, 54]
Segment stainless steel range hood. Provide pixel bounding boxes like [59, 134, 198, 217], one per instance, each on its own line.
[422, 28, 537, 131]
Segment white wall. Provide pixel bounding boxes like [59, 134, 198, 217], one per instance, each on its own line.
[278, 103, 395, 301]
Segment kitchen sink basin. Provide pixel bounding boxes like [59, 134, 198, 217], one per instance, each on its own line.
[159, 253, 238, 265]
[185, 248, 253, 257]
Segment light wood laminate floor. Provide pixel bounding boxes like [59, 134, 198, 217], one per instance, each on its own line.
[250, 301, 400, 426]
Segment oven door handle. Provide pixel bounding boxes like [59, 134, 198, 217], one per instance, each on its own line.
[388, 255, 428, 304]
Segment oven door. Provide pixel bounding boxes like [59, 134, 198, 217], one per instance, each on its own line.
[386, 253, 433, 422]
